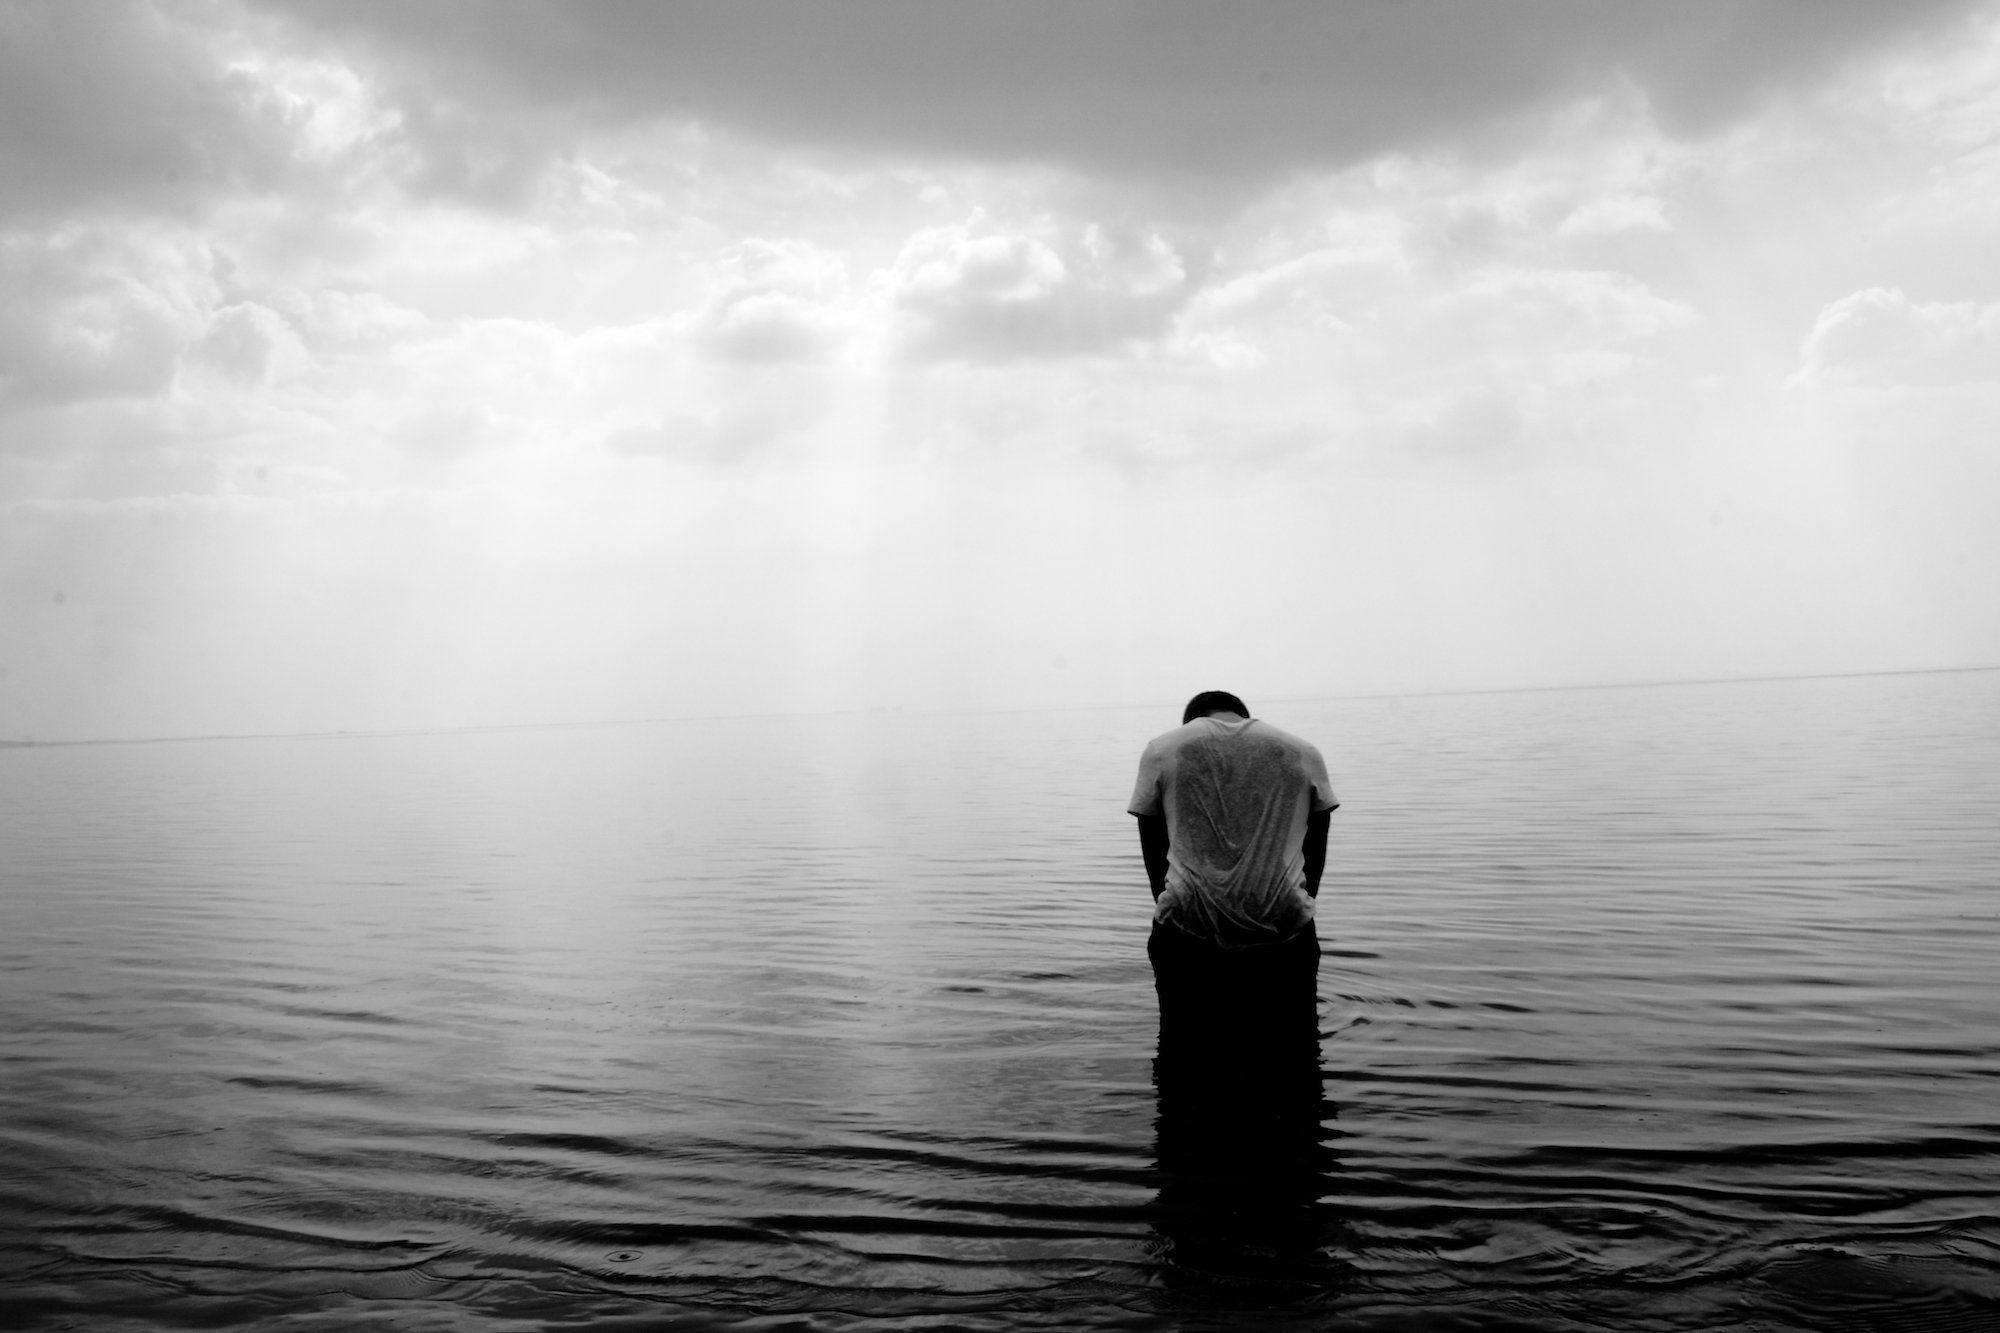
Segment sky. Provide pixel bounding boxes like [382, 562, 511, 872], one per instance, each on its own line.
[4, 0, 1999, 741]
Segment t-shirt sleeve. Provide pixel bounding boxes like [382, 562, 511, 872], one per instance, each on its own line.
[1127, 741, 1165, 817]
[1303, 742, 1339, 813]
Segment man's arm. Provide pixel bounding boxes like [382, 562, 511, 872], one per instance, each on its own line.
[1302, 807, 1332, 899]
[1135, 813, 1169, 900]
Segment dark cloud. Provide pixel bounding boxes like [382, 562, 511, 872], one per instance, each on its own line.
[2, 1, 1981, 224]
[0, 0, 290, 223]
[256, 0, 1983, 187]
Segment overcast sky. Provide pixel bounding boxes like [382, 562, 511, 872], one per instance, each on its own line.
[4, 0, 1999, 740]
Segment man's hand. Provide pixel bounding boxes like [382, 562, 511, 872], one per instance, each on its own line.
[1135, 813, 1169, 900]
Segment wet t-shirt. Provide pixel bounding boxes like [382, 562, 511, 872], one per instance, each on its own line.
[1127, 715, 1338, 948]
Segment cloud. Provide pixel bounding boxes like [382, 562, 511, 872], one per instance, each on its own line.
[0, 0, 298, 224]
[690, 240, 851, 365]
[0, 228, 208, 411]
[1796, 287, 2000, 387]
[1180, 242, 1695, 385]
[185, 301, 308, 385]
[603, 400, 807, 461]
[1399, 386, 1528, 459]
[1430, 266, 1697, 360]
[1555, 192, 1670, 238]
[253, 0, 1983, 192]
[882, 215, 1188, 360]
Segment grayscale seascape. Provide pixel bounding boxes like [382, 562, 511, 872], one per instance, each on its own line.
[3, 668, 1997, 1331]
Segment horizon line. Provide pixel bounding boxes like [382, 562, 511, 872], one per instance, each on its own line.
[4, 661, 1996, 751]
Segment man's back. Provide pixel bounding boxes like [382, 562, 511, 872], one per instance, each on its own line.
[1129, 712, 1337, 948]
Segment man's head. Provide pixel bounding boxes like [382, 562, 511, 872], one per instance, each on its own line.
[1182, 691, 1250, 724]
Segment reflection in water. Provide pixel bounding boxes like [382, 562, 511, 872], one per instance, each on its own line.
[1148, 925, 1347, 1308]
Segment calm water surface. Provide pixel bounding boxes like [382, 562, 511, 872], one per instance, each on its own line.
[3, 672, 1999, 1331]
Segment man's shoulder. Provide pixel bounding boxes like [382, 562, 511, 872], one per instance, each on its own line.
[1244, 719, 1330, 767]
[1142, 719, 1206, 752]
[1240, 720, 1336, 784]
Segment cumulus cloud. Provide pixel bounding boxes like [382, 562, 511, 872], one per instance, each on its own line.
[0, 229, 209, 412]
[883, 215, 1188, 360]
[1183, 242, 1693, 378]
[690, 240, 850, 365]
[1389, 267, 1701, 450]
[185, 301, 308, 386]
[1432, 267, 1697, 359]
[1151, 231, 1703, 470]
[1796, 287, 2000, 387]
[253, 0, 1982, 192]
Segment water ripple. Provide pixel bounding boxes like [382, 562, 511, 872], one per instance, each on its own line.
[2, 671, 1998, 1329]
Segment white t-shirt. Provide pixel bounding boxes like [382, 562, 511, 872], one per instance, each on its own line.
[1127, 714, 1338, 947]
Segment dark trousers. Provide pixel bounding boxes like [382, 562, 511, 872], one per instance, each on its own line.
[1148, 920, 1322, 1050]
[1147, 921, 1338, 1289]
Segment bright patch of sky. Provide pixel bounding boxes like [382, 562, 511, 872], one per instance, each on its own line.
[4, 1, 1999, 739]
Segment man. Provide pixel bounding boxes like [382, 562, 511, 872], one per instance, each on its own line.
[1133, 692, 1343, 1281]
[1128, 691, 1337, 1033]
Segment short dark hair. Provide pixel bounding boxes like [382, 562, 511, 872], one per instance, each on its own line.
[1182, 691, 1250, 724]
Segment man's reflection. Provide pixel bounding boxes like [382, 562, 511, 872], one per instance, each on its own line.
[1149, 928, 1344, 1303]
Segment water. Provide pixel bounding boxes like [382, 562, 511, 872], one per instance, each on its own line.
[3, 671, 1998, 1331]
